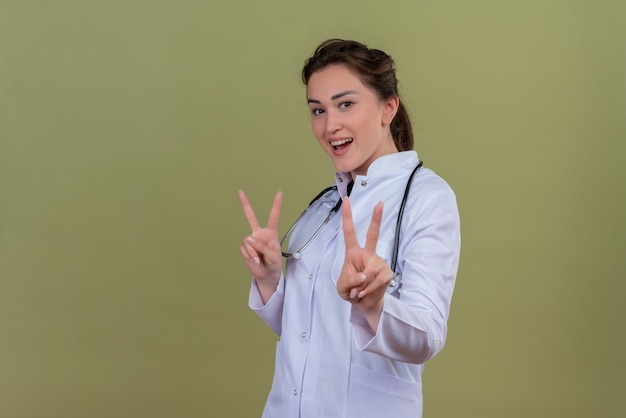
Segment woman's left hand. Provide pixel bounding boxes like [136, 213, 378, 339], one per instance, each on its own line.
[336, 197, 393, 332]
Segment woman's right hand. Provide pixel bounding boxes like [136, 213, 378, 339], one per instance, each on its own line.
[238, 190, 283, 297]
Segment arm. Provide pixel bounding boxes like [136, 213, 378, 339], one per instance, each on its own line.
[350, 186, 461, 363]
[248, 274, 285, 336]
[238, 190, 286, 334]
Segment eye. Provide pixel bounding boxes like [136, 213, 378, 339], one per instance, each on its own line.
[311, 108, 325, 116]
[339, 101, 353, 109]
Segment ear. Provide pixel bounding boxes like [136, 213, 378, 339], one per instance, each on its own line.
[381, 96, 400, 126]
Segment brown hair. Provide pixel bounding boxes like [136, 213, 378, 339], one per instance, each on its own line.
[302, 39, 414, 151]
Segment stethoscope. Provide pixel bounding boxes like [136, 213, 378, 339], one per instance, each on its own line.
[280, 161, 423, 298]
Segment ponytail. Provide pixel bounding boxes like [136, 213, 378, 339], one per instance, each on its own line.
[392, 100, 414, 151]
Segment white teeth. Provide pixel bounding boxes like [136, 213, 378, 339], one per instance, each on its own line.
[330, 138, 353, 146]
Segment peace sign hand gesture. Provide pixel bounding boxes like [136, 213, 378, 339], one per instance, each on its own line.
[337, 197, 393, 331]
[239, 190, 283, 303]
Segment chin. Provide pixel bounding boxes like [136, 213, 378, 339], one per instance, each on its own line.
[328, 154, 361, 174]
[332, 162, 354, 174]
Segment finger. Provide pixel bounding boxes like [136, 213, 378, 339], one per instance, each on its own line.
[242, 237, 261, 260]
[349, 281, 366, 299]
[341, 197, 360, 250]
[338, 272, 366, 299]
[246, 236, 281, 265]
[239, 190, 261, 231]
[266, 191, 282, 232]
[357, 261, 391, 299]
[362, 258, 382, 278]
[364, 202, 384, 253]
[240, 244, 260, 265]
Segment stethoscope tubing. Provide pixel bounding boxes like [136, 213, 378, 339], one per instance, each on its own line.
[281, 161, 423, 297]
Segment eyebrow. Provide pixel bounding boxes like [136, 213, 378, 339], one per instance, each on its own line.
[307, 90, 358, 104]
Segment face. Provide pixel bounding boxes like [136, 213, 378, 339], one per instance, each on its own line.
[306, 65, 399, 178]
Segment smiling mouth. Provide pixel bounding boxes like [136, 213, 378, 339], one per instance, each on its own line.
[330, 138, 353, 150]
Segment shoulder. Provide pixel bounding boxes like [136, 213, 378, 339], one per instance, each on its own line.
[406, 167, 459, 223]
[412, 167, 456, 198]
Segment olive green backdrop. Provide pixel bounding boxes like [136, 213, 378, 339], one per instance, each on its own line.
[1, 1, 624, 417]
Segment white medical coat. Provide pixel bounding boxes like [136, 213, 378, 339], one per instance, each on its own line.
[249, 151, 461, 418]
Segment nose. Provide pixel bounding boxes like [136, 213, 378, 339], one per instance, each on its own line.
[325, 110, 341, 135]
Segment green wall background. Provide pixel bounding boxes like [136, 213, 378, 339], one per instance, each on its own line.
[1, 1, 624, 417]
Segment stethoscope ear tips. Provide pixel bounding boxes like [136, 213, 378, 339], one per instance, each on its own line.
[293, 252, 302, 260]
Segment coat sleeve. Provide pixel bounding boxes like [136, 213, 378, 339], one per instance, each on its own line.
[350, 182, 461, 364]
[248, 274, 285, 336]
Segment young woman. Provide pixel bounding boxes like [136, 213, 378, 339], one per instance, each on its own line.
[238, 39, 461, 418]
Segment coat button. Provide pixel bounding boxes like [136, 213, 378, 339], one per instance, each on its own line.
[360, 180, 367, 187]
